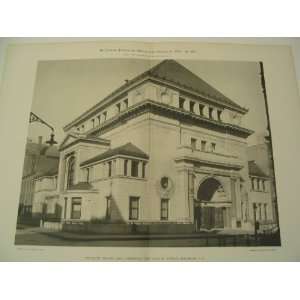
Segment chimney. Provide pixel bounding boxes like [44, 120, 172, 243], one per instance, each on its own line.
[38, 136, 43, 145]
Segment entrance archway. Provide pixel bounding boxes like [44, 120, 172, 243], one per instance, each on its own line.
[194, 177, 231, 230]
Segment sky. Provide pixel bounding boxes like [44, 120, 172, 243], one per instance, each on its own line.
[28, 58, 268, 146]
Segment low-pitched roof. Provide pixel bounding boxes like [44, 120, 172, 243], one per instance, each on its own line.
[59, 133, 110, 151]
[147, 60, 245, 112]
[64, 60, 247, 131]
[80, 142, 149, 167]
[248, 161, 268, 178]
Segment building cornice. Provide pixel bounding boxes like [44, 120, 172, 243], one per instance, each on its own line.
[87, 99, 254, 139]
[63, 76, 248, 132]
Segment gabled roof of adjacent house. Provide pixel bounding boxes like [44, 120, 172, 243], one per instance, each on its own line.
[59, 133, 110, 151]
[80, 142, 149, 167]
[248, 161, 268, 178]
[64, 59, 247, 131]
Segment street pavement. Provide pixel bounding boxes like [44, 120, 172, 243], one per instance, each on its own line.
[14, 226, 259, 247]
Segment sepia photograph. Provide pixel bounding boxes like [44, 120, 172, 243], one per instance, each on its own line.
[15, 58, 281, 247]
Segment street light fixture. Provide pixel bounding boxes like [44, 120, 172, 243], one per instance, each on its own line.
[29, 112, 58, 145]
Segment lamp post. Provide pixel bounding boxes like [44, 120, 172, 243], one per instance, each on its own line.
[29, 112, 58, 146]
[29, 112, 58, 227]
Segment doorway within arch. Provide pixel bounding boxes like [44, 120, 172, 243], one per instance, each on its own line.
[194, 177, 231, 231]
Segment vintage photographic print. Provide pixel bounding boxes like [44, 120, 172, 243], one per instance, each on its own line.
[15, 58, 281, 247]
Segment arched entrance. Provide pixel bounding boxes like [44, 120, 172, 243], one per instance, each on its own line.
[194, 177, 231, 231]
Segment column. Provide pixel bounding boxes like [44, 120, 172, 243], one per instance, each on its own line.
[127, 160, 132, 177]
[138, 161, 143, 178]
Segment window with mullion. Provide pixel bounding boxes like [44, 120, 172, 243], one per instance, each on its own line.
[129, 197, 139, 220]
[161, 198, 169, 220]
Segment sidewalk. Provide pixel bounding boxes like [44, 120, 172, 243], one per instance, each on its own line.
[42, 228, 254, 242]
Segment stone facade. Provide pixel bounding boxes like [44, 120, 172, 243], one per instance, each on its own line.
[31, 60, 276, 232]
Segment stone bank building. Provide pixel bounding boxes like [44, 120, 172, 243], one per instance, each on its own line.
[32, 60, 276, 232]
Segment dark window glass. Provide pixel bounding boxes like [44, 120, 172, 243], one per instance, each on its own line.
[108, 161, 112, 177]
[124, 159, 128, 176]
[103, 111, 107, 121]
[209, 107, 213, 119]
[201, 141, 206, 152]
[86, 168, 90, 183]
[199, 104, 204, 116]
[129, 197, 139, 220]
[131, 160, 139, 177]
[179, 97, 185, 109]
[142, 162, 146, 178]
[161, 198, 169, 220]
[67, 156, 75, 188]
[211, 142, 216, 152]
[189, 101, 195, 113]
[116, 103, 121, 113]
[71, 198, 81, 219]
[191, 138, 197, 150]
[217, 110, 222, 121]
[124, 99, 128, 109]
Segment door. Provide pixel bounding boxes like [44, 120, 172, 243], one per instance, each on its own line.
[201, 207, 215, 229]
[215, 207, 224, 228]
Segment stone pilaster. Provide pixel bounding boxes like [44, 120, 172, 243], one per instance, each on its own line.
[230, 177, 237, 227]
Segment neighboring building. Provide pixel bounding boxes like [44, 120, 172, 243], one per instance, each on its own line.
[31, 59, 276, 232]
[247, 140, 277, 224]
[19, 137, 59, 216]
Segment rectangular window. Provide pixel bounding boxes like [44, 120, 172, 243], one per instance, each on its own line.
[142, 162, 146, 178]
[71, 198, 81, 219]
[131, 160, 139, 177]
[86, 168, 90, 183]
[108, 161, 112, 177]
[211, 142, 216, 152]
[179, 97, 185, 109]
[116, 103, 121, 113]
[217, 110, 222, 121]
[258, 203, 262, 220]
[189, 101, 195, 113]
[256, 179, 260, 191]
[209, 107, 213, 119]
[191, 138, 197, 151]
[161, 198, 169, 220]
[199, 104, 204, 116]
[251, 178, 255, 190]
[129, 197, 139, 220]
[201, 140, 206, 152]
[124, 99, 128, 109]
[124, 159, 128, 176]
[262, 180, 266, 191]
[103, 111, 107, 121]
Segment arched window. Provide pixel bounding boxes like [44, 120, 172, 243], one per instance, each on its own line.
[67, 156, 75, 188]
